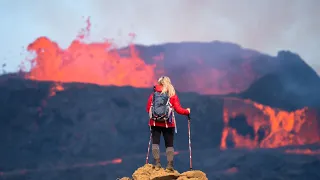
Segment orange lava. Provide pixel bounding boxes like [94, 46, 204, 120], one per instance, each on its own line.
[224, 167, 238, 174]
[111, 158, 122, 164]
[220, 98, 320, 150]
[24, 18, 157, 89]
[49, 82, 64, 96]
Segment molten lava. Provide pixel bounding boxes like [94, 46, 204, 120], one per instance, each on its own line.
[24, 18, 157, 89]
[25, 37, 157, 88]
[220, 98, 320, 149]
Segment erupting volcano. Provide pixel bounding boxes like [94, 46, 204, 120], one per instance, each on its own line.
[17, 18, 319, 151]
[22, 18, 265, 95]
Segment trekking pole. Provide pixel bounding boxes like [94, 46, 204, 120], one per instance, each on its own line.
[187, 115, 193, 170]
[145, 129, 152, 164]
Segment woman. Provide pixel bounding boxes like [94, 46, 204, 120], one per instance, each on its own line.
[146, 76, 190, 171]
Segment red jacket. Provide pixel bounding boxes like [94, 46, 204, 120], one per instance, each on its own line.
[146, 85, 190, 128]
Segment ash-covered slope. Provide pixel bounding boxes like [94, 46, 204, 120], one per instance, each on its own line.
[240, 51, 320, 110]
[119, 42, 319, 95]
[0, 77, 319, 180]
[122, 41, 264, 94]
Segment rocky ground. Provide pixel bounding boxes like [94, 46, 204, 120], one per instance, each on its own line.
[119, 164, 207, 180]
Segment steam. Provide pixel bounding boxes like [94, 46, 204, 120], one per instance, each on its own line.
[90, 0, 320, 69]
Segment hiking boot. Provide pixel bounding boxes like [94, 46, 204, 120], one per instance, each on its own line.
[165, 147, 175, 172]
[166, 161, 174, 172]
[152, 144, 161, 170]
[154, 158, 161, 170]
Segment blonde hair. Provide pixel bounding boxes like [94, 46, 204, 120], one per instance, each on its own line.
[157, 76, 176, 97]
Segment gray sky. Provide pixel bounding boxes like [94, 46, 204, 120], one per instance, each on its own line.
[0, 0, 319, 73]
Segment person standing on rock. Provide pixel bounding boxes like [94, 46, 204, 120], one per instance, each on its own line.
[146, 76, 191, 172]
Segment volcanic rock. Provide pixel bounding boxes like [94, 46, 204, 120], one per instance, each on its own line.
[119, 164, 207, 180]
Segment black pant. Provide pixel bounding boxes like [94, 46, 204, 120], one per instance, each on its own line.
[151, 126, 174, 148]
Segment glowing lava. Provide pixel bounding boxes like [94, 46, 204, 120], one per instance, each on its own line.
[220, 98, 320, 149]
[24, 18, 157, 89]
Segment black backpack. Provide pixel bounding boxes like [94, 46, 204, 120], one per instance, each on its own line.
[149, 90, 173, 122]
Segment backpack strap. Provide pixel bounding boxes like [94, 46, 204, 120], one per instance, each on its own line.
[149, 86, 156, 119]
[150, 86, 156, 106]
[166, 96, 171, 106]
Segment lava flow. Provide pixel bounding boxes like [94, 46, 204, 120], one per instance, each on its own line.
[220, 98, 320, 149]
[24, 18, 157, 89]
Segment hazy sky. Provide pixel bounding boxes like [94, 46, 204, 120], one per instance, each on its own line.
[0, 0, 319, 73]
